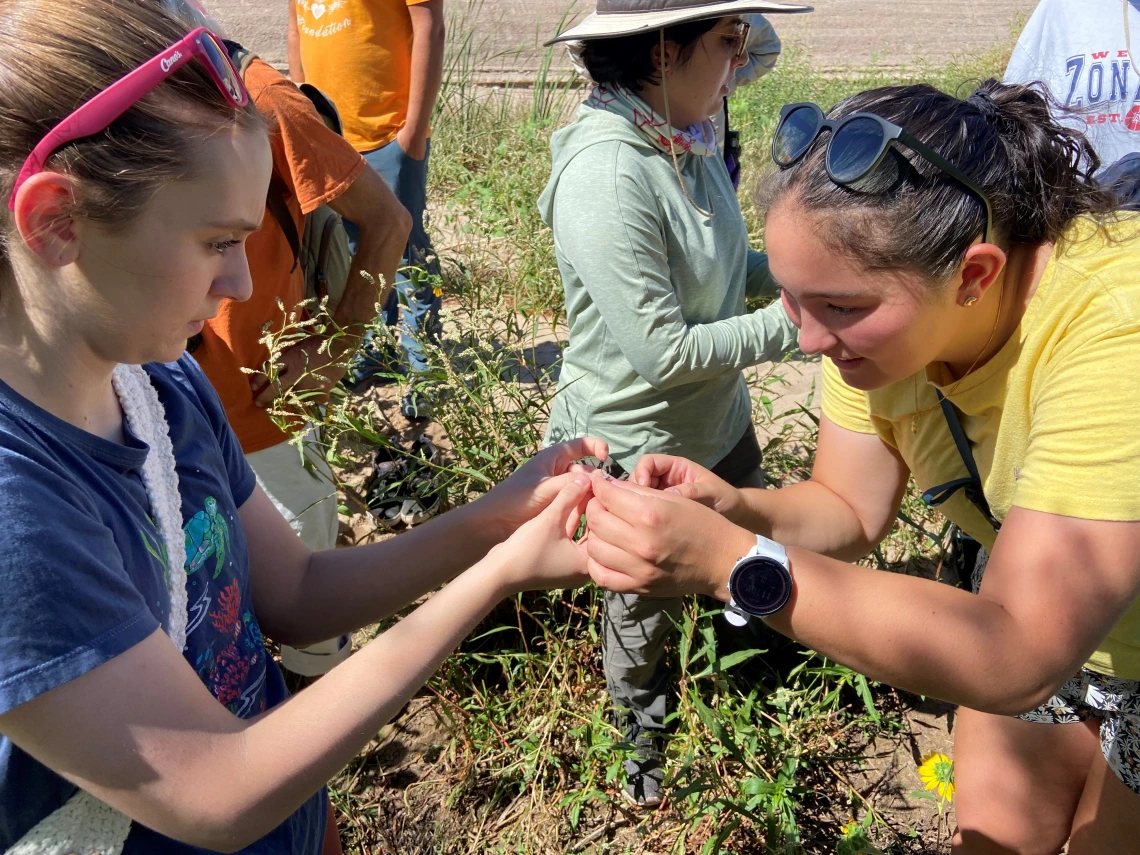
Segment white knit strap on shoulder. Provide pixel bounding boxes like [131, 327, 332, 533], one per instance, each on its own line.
[4, 791, 131, 855]
[111, 364, 188, 650]
[4, 365, 186, 855]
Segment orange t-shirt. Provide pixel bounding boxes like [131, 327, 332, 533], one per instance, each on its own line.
[295, 0, 432, 152]
[192, 58, 365, 454]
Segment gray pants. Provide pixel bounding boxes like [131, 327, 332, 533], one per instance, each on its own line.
[602, 428, 766, 732]
[603, 591, 686, 730]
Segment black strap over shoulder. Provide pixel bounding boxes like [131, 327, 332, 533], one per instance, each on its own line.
[921, 391, 1003, 533]
[723, 96, 742, 190]
[266, 174, 300, 272]
[222, 39, 257, 77]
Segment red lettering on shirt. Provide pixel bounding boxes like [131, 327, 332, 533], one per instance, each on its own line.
[1093, 50, 1111, 59]
[1083, 109, 1140, 130]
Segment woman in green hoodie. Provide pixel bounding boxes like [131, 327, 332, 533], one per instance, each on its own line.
[539, 0, 810, 807]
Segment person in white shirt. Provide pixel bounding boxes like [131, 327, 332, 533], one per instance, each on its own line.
[1006, 0, 1140, 173]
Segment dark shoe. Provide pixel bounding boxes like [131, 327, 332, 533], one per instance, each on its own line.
[395, 491, 439, 526]
[363, 443, 411, 526]
[394, 437, 443, 524]
[341, 334, 404, 393]
[400, 386, 431, 421]
[616, 717, 665, 809]
[364, 438, 442, 527]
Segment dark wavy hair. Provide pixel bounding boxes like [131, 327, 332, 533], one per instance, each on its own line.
[757, 79, 1121, 282]
[581, 18, 719, 92]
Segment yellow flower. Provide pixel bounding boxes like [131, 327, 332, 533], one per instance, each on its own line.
[433, 286, 443, 298]
[917, 752, 955, 803]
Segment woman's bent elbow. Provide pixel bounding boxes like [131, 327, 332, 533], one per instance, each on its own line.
[177, 807, 280, 853]
[136, 767, 282, 851]
[972, 671, 1071, 718]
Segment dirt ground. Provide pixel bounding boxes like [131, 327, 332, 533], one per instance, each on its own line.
[213, 0, 1037, 79]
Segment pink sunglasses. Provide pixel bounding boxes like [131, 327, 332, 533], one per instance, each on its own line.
[7, 27, 248, 211]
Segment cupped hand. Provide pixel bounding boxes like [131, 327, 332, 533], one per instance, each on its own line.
[485, 475, 594, 594]
[630, 454, 748, 524]
[583, 471, 756, 600]
[478, 437, 609, 541]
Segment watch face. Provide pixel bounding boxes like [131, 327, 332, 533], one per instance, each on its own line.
[731, 557, 792, 615]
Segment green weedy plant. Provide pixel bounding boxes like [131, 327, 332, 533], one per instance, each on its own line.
[250, 271, 566, 523]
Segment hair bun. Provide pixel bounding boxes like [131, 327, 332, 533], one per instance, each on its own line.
[966, 89, 1004, 126]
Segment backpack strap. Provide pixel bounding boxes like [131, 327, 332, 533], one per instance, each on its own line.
[297, 83, 343, 136]
[922, 391, 1003, 533]
[314, 213, 339, 300]
[222, 39, 258, 77]
[265, 174, 300, 273]
[722, 96, 742, 191]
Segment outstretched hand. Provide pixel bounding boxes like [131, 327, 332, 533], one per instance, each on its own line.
[583, 471, 756, 600]
[478, 437, 609, 541]
[485, 475, 594, 594]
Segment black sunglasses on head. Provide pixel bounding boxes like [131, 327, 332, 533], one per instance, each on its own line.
[771, 102, 994, 245]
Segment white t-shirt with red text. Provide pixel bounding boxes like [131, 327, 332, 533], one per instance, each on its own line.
[1005, 0, 1140, 170]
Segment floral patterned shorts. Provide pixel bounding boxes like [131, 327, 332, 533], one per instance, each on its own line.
[971, 547, 1140, 794]
[1017, 669, 1140, 795]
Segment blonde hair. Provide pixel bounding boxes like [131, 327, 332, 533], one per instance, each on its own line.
[0, 0, 262, 280]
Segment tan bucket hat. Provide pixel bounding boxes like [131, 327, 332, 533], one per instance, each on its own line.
[545, 0, 812, 45]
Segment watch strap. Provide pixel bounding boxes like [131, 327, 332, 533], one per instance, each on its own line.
[724, 602, 750, 627]
[749, 534, 787, 565]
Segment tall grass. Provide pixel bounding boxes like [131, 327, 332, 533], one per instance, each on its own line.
[259, 16, 1015, 854]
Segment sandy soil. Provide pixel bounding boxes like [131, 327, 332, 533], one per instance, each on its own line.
[213, 0, 1037, 79]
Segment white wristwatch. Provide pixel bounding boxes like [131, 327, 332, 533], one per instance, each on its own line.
[724, 534, 793, 626]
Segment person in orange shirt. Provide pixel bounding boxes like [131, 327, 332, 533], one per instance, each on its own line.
[289, 0, 446, 418]
[163, 0, 411, 679]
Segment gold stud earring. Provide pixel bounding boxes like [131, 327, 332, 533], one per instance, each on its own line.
[963, 296, 978, 307]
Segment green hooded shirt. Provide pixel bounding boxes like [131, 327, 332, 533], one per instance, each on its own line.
[537, 102, 798, 470]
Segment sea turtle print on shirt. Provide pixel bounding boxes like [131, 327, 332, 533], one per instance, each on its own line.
[184, 495, 230, 578]
[180, 495, 267, 716]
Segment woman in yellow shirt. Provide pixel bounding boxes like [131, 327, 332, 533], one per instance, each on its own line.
[582, 79, 1140, 852]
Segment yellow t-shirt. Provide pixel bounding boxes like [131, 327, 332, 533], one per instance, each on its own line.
[295, 0, 430, 152]
[822, 217, 1140, 679]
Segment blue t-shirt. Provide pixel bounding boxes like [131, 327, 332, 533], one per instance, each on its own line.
[0, 356, 325, 853]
